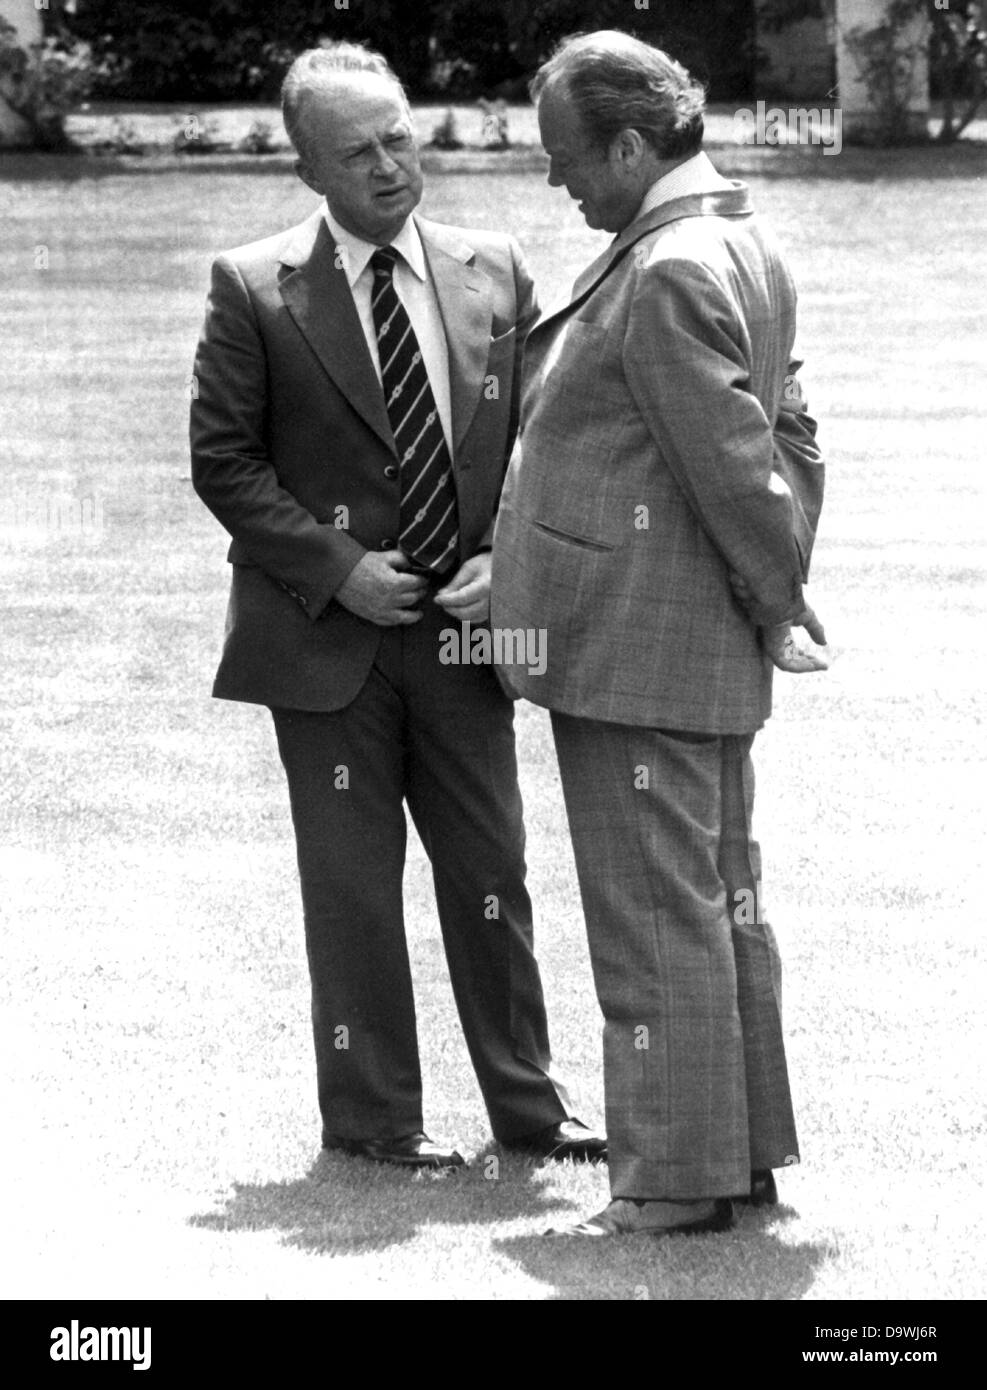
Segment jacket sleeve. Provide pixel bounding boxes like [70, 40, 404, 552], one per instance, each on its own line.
[189, 253, 364, 620]
[623, 259, 806, 628]
[774, 359, 825, 581]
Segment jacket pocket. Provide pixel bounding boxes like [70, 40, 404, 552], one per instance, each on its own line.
[532, 520, 615, 553]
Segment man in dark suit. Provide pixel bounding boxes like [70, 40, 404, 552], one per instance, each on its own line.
[190, 41, 604, 1169]
[492, 32, 827, 1233]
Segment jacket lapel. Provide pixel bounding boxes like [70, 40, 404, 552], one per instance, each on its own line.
[417, 217, 492, 456]
[538, 183, 754, 337]
[277, 210, 396, 453]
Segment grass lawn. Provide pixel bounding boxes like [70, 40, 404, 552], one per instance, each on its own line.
[0, 140, 985, 1303]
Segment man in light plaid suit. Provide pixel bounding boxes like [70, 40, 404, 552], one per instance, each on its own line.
[491, 31, 827, 1237]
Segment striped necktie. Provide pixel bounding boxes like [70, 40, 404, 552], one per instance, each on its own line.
[370, 246, 459, 575]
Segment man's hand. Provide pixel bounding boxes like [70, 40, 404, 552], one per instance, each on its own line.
[435, 551, 491, 623]
[728, 570, 830, 672]
[335, 550, 428, 626]
[762, 606, 830, 673]
[792, 603, 827, 648]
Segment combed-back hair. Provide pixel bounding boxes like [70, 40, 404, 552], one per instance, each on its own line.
[531, 30, 705, 160]
[282, 41, 408, 160]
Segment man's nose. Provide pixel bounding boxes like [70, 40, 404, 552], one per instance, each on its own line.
[372, 144, 400, 176]
[545, 164, 564, 188]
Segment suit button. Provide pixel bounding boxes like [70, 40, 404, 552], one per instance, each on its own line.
[384, 465, 398, 479]
[380, 538, 395, 549]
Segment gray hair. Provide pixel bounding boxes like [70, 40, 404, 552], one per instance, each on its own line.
[531, 30, 706, 160]
[282, 41, 408, 161]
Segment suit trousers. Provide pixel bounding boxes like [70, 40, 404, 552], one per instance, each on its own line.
[271, 599, 571, 1144]
[550, 713, 799, 1199]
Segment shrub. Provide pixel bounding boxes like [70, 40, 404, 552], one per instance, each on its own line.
[429, 108, 464, 150]
[171, 114, 227, 155]
[0, 19, 102, 151]
[238, 118, 279, 155]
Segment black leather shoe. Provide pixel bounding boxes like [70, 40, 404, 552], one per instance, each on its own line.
[504, 1119, 607, 1163]
[547, 1197, 735, 1238]
[324, 1131, 465, 1170]
[733, 1168, 778, 1206]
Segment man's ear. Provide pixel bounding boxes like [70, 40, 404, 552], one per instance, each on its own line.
[611, 127, 647, 171]
[295, 158, 322, 195]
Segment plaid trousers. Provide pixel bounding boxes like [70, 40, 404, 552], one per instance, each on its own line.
[551, 713, 799, 1199]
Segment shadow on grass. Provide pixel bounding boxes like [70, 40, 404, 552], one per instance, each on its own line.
[2, 141, 985, 184]
[0, 152, 297, 181]
[715, 139, 987, 181]
[0, 150, 545, 181]
[495, 1205, 831, 1301]
[188, 1147, 574, 1257]
[188, 1152, 830, 1298]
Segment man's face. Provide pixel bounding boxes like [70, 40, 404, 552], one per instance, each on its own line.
[537, 84, 644, 235]
[296, 72, 424, 244]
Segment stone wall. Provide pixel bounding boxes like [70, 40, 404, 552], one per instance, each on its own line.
[834, 0, 929, 141]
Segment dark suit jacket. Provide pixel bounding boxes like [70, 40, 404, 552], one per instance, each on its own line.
[191, 209, 536, 711]
[491, 183, 825, 734]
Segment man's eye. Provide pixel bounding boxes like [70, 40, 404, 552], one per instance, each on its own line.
[386, 134, 410, 146]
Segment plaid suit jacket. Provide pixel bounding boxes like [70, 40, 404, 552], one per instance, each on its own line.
[491, 182, 824, 733]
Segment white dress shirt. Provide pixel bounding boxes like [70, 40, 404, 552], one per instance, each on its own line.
[323, 206, 454, 455]
[634, 150, 734, 219]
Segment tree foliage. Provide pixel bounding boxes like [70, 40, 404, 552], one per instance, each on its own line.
[927, 0, 987, 141]
[761, 0, 986, 144]
[0, 16, 102, 150]
[63, 0, 759, 102]
[65, 1, 439, 101]
[840, 0, 985, 144]
[13, 1, 985, 150]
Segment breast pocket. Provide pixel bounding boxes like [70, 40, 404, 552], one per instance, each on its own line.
[486, 325, 517, 378]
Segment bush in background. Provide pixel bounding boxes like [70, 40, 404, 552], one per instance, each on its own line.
[0, 16, 103, 150]
[65, 0, 433, 101]
[65, 0, 759, 104]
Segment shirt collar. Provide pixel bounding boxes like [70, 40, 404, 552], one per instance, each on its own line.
[323, 204, 427, 287]
[634, 151, 733, 221]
